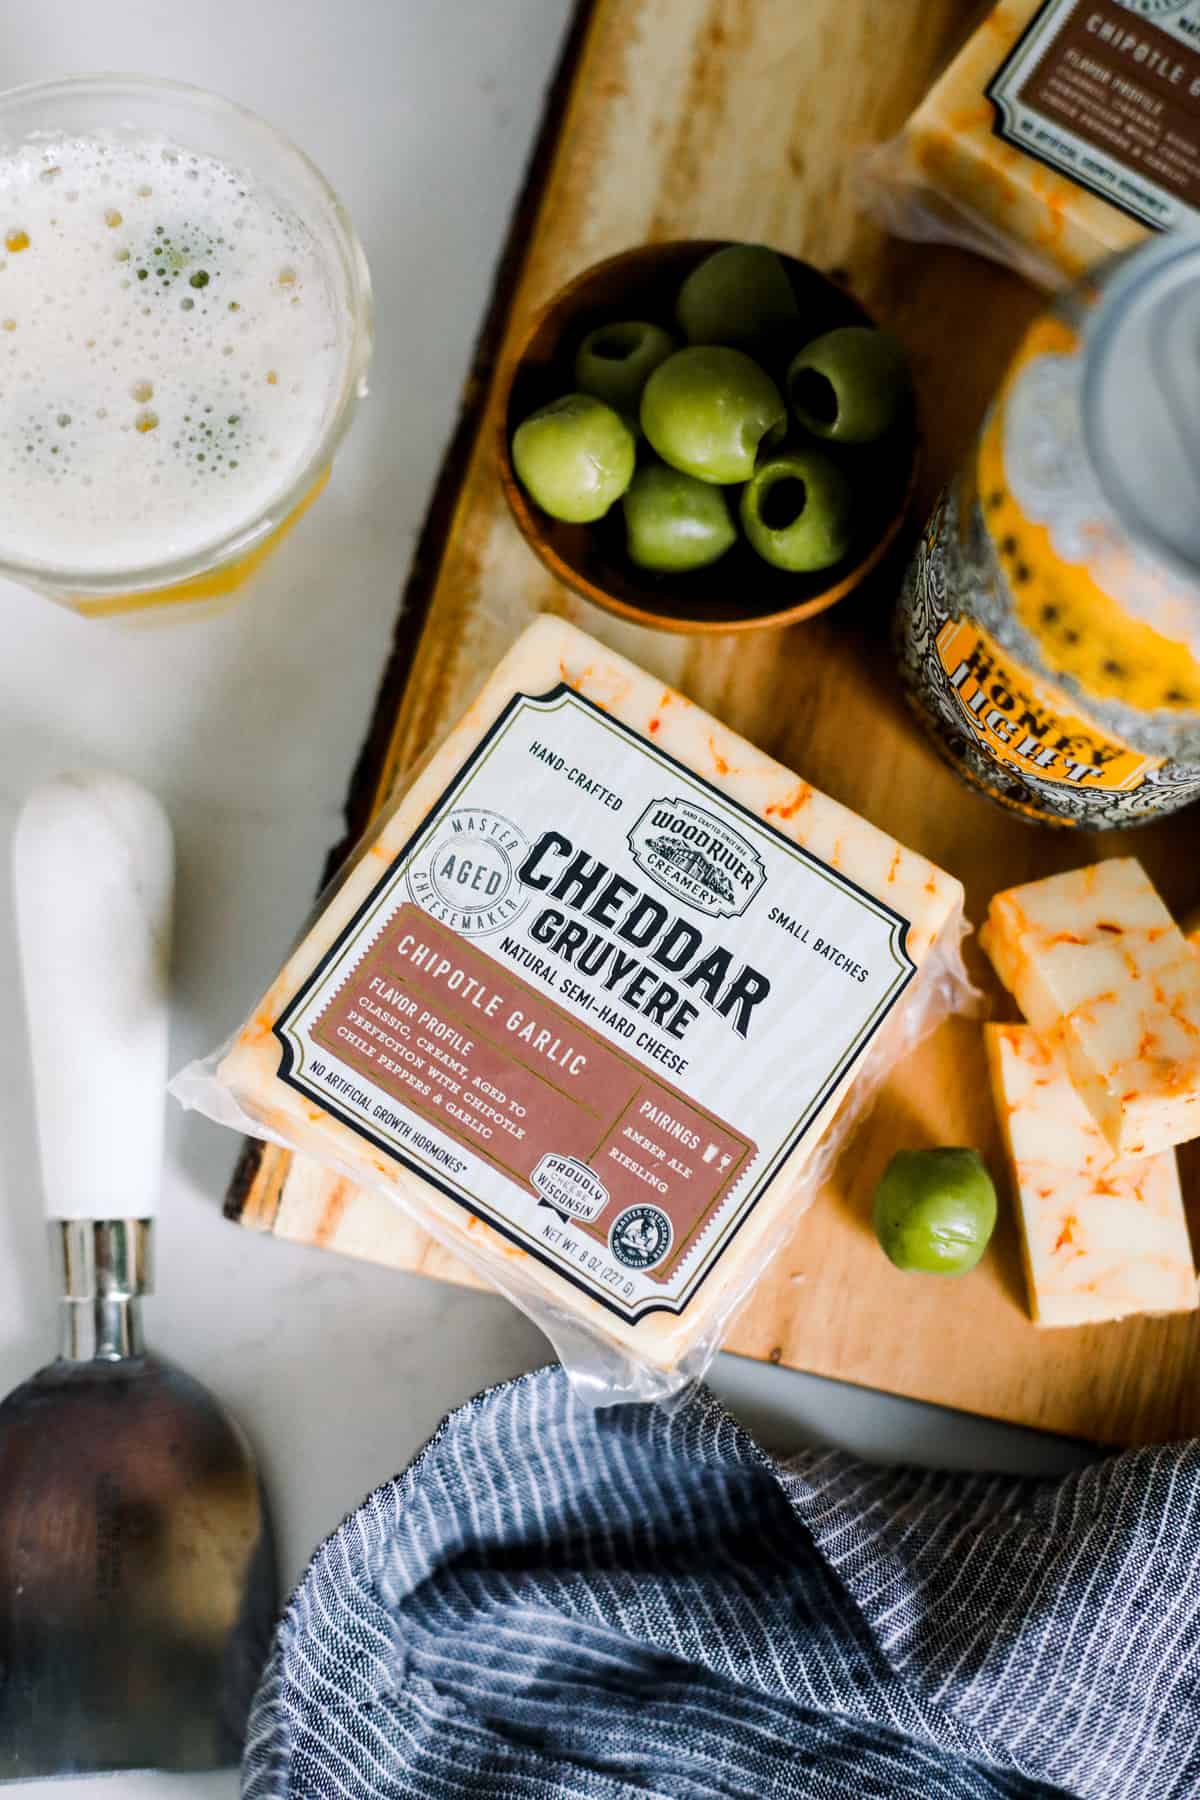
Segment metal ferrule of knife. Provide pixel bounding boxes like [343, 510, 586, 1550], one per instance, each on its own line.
[49, 1218, 154, 1362]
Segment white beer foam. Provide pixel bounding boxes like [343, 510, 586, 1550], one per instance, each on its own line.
[0, 132, 343, 577]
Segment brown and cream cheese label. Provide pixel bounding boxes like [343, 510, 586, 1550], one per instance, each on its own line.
[935, 614, 1164, 791]
[274, 686, 916, 1324]
[988, 0, 1200, 230]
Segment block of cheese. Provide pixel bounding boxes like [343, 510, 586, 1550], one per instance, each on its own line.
[980, 859, 1200, 1159]
[210, 617, 965, 1384]
[985, 1023, 1196, 1327]
[890, 0, 1147, 283]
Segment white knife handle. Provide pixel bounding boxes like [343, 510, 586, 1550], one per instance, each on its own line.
[14, 773, 174, 1222]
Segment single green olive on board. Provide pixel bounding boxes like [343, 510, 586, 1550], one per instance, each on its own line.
[787, 326, 913, 444]
[739, 449, 853, 572]
[872, 1148, 998, 1276]
[675, 244, 801, 347]
[622, 459, 738, 573]
[640, 346, 786, 485]
[511, 394, 637, 523]
[573, 321, 677, 417]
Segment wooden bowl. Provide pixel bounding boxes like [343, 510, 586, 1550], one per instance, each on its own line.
[497, 241, 919, 635]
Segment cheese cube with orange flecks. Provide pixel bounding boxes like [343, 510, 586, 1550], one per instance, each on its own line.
[979, 860, 1200, 1158]
[985, 1023, 1196, 1327]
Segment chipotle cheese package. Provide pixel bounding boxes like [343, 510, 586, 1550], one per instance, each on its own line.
[866, 0, 1200, 288]
[175, 619, 974, 1403]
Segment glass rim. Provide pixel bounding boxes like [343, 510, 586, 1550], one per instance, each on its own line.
[0, 72, 373, 597]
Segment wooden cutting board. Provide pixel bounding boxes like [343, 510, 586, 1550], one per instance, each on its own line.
[226, 0, 1200, 1445]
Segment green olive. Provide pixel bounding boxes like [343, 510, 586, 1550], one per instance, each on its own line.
[739, 449, 853, 572]
[622, 459, 737, 573]
[787, 326, 912, 444]
[675, 244, 800, 347]
[872, 1148, 997, 1276]
[640, 346, 785, 485]
[511, 393, 636, 523]
[574, 321, 677, 416]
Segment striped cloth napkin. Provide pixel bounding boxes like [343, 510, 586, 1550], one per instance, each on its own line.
[243, 1366, 1199, 1799]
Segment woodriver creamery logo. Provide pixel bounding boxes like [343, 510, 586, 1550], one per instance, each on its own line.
[407, 808, 532, 936]
[627, 798, 766, 920]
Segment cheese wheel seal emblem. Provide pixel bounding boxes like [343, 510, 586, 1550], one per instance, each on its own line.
[532, 1154, 610, 1225]
[610, 1205, 673, 1270]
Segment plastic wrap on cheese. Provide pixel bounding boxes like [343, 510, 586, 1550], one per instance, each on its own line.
[981, 859, 1200, 1159]
[865, 0, 1184, 287]
[174, 618, 973, 1404]
[986, 1023, 1197, 1326]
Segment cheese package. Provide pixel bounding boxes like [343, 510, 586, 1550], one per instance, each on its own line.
[867, 0, 1200, 286]
[985, 1023, 1197, 1326]
[175, 618, 972, 1402]
[981, 859, 1200, 1159]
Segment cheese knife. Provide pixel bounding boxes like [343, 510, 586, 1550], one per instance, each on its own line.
[0, 772, 277, 1776]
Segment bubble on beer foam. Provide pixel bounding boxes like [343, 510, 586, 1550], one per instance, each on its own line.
[0, 131, 343, 575]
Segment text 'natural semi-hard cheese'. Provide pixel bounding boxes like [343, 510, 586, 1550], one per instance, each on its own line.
[216, 619, 964, 1378]
[986, 1023, 1197, 1326]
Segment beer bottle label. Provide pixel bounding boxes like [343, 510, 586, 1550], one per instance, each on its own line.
[898, 313, 1200, 827]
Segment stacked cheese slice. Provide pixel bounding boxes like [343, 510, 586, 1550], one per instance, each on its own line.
[982, 859, 1199, 1327]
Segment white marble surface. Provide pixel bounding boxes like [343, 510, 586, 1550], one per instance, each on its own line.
[0, 3, 1093, 1793]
